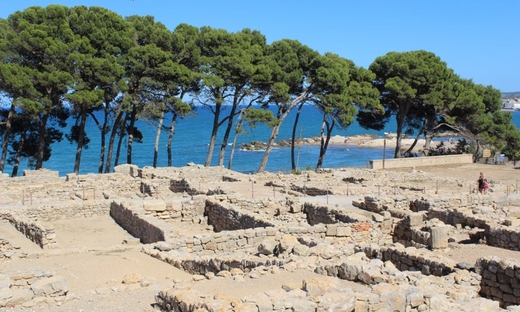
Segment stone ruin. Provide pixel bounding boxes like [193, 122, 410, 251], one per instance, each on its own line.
[1, 164, 520, 311]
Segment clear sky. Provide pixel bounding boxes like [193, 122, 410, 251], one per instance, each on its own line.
[1, 0, 519, 92]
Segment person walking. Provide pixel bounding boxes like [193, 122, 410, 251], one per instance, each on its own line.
[478, 172, 485, 194]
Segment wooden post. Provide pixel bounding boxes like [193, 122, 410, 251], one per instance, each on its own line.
[326, 188, 329, 205]
[383, 139, 386, 169]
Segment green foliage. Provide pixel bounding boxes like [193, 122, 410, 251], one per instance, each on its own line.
[368, 50, 456, 158]
[1, 4, 518, 174]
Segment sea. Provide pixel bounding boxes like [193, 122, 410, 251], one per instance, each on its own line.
[3, 105, 520, 177]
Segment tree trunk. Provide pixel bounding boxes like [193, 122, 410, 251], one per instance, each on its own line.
[153, 113, 164, 168]
[257, 123, 281, 173]
[167, 113, 178, 167]
[35, 113, 49, 169]
[316, 118, 334, 171]
[228, 127, 239, 170]
[291, 103, 304, 171]
[218, 105, 238, 167]
[257, 92, 308, 173]
[402, 129, 423, 156]
[228, 110, 244, 170]
[73, 110, 87, 174]
[11, 130, 25, 177]
[423, 134, 432, 156]
[205, 104, 221, 167]
[104, 111, 124, 173]
[115, 125, 125, 167]
[126, 108, 136, 164]
[0, 103, 15, 172]
[90, 106, 110, 174]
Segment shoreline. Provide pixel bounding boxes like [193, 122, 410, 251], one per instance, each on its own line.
[243, 134, 456, 154]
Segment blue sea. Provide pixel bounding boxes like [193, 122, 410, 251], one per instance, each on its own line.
[3, 106, 520, 177]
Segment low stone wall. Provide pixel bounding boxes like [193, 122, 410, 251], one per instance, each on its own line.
[205, 199, 275, 232]
[141, 196, 206, 222]
[0, 270, 69, 308]
[370, 154, 473, 170]
[365, 245, 458, 276]
[355, 194, 520, 251]
[16, 201, 110, 221]
[476, 256, 520, 307]
[110, 201, 166, 244]
[303, 202, 368, 225]
[1, 214, 57, 249]
[145, 220, 390, 260]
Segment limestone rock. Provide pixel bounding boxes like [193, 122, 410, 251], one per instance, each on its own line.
[302, 276, 341, 297]
[6, 289, 34, 307]
[278, 234, 299, 254]
[258, 239, 278, 255]
[318, 291, 356, 312]
[30, 276, 68, 297]
[0, 275, 11, 290]
[292, 243, 310, 256]
[122, 273, 142, 285]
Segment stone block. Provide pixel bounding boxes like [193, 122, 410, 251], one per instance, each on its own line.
[302, 276, 341, 297]
[143, 202, 167, 212]
[336, 226, 351, 237]
[407, 213, 423, 227]
[30, 276, 68, 297]
[122, 273, 142, 284]
[0, 275, 11, 289]
[6, 289, 34, 307]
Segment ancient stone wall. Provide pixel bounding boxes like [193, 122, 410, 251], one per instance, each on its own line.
[370, 154, 473, 170]
[364, 245, 457, 276]
[476, 256, 520, 307]
[355, 194, 520, 251]
[16, 201, 110, 221]
[205, 199, 275, 232]
[1, 214, 56, 249]
[303, 203, 366, 225]
[142, 196, 206, 222]
[110, 201, 166, 244]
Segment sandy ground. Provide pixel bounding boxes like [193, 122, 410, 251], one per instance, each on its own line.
[1, 162, 520, 311]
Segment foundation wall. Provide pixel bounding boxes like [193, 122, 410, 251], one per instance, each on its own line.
[110, 201, 166, 244]
[477, 257, 520, 307]
[356, 194, 520, 251]
[0, 213, 57, 249]
[303, 203, 366, 225]
[370, 154, 473, 170]
[17, 201, 110, 221]
[205, 199, 275, 232]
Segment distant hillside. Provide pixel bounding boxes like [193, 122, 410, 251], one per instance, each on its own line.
[501, 91, 520, 99]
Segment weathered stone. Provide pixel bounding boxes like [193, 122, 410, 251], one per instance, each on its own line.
[257, 239, 278, 255]
[292, 243, 310, 256]
[6, 289, 34, 307]
[121, 273, 142, 285]
[278, 234, 299, 254]
[30, 276, 68, 297]
[302, 276, 341, 297]
[318, 291, 356, 311]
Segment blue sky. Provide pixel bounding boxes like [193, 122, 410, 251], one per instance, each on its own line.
[2, 1, 519, 92]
